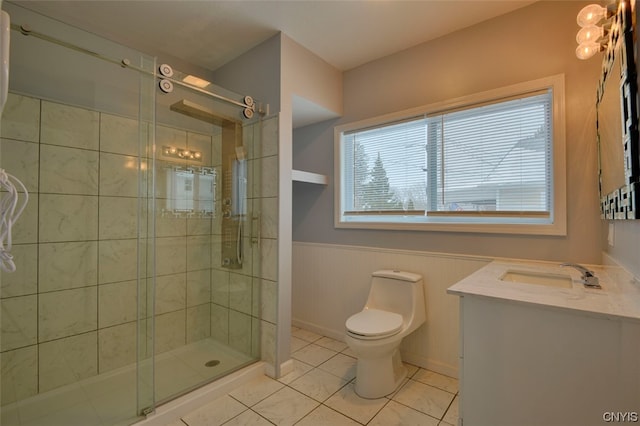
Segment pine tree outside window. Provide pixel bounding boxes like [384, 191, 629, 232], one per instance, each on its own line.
[335, 75, 566, 235]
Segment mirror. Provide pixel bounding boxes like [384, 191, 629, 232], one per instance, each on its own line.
[163, 165, 216, 217]
[597, 0, 639, 219]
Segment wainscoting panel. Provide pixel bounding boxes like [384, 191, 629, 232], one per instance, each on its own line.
[291, 242, 490, 378]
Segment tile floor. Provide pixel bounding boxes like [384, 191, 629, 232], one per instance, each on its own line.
[165, 327, 459, 426]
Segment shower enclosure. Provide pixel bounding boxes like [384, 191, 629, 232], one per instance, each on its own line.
[0, 3, 276, 425]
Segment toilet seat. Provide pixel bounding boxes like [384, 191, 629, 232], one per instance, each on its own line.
[346, 309, 403, 339]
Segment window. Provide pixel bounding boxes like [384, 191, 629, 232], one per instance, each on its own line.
[335, 75, 566, 235]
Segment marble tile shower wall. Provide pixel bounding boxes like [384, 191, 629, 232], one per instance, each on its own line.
[0, 93, 279, 406]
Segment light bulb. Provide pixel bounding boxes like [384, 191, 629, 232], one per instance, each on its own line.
[576, 25, 604, 44]
[575, 42, 601, 60]
[577, 4, 606, 27]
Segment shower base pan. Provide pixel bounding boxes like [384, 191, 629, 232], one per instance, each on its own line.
[1, 338, 257, 426]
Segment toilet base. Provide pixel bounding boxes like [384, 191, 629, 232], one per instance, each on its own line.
[353, 347, 407, 399]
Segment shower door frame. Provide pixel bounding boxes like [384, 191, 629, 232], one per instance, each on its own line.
[151, 69, 267, 408]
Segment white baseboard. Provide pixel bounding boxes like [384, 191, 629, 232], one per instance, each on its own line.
[264, 359, 295, 379]
[263, 362, 275, 378]
[279, 359, 295, 377]
[292, 318, 346, 342]
[402, 353, 459, 379]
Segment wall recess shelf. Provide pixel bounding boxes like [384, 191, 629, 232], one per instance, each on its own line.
[292, 170, 328, 185]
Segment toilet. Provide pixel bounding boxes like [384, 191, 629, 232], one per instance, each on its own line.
[345, 269, 426, 399]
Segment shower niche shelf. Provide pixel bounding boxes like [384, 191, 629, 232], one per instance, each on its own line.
[292, 169, 328, 185]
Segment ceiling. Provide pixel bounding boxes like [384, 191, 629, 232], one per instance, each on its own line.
[13, 0, 537, 73]
[12, 0, 537, 127]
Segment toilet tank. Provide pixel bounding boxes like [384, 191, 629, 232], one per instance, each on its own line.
[365, 270, 424, 319]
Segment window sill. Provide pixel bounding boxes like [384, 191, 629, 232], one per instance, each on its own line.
[335, 216, 567, 236]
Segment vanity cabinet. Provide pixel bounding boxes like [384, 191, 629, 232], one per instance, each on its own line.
[457, 295, 640, 426]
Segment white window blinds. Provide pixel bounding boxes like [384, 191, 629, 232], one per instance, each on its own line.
[427, 90, 552, 216]
[343, 118, 428, 214]
[341, 89, 553, 218]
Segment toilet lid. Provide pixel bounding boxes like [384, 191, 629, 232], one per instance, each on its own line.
[346, 309, 403, 338]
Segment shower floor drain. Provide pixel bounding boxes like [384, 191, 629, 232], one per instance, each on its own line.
[205, 360, 221, 367]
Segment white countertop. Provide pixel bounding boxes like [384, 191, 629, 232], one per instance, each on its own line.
[447, 259, 640, 322]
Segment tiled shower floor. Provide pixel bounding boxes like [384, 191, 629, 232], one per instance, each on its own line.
[1, 338, 253, 426]
[163, 327, 459, 426]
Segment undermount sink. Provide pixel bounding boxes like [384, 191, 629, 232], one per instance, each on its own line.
[500, 269, 573, 289]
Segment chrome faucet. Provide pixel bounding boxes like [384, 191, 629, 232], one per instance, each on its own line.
[560, 263, 601, 289]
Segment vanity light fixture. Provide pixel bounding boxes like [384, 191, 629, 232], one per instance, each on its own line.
[575, 2, 617, 60]
[162, 145, 203, 161]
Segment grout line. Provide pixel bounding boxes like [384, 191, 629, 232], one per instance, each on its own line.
[440, 392, 458, 423]
[387, 395, 443, 424]
[172, 330, 462, 425]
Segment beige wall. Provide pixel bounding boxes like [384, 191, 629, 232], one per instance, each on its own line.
[293, 1, 604, 264]
[281, 34, 343, 120]
[606, 220, 640, 277]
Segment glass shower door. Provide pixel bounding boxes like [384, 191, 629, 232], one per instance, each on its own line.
[0, 3, 271, 424]
[0, 3, 156, 425]
[150, 68, 263, 404]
